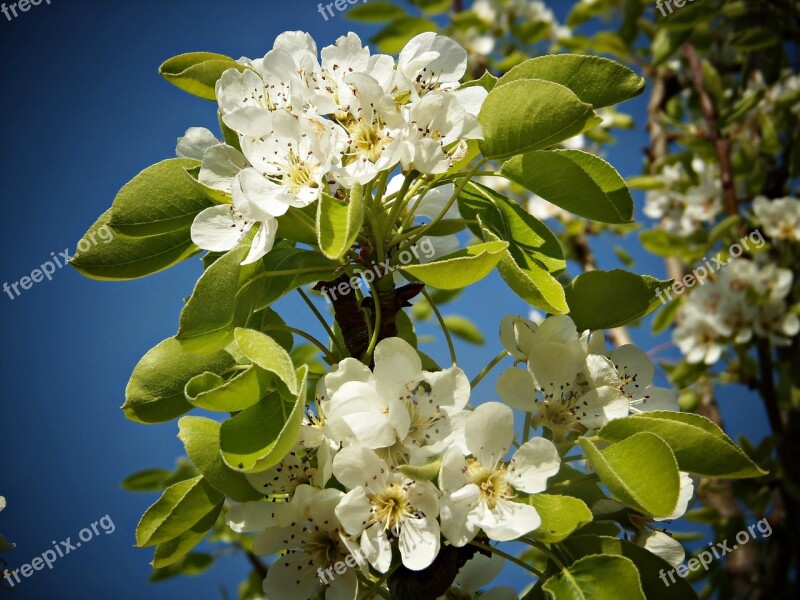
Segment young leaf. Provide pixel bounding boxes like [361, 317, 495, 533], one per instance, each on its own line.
[135, 476, 223, 547]
[184, 365, 272, 413]
[478, 79, 595, 159]
[108, 159, 214, 237]
[560, 535, 698, 600]
[525, 494, 592, 543]
[220, 366, 308, 473]
[580, 433, 680, 519]
[121, 469, 173, 493]
[502, 150, 634, 224]
[233, 328, 298, 396]
[401, 241, 509, 290]
[543, 554, 645, 600]
[123, 338, 236, 424]
[565, 270, 669, 330]
[151, 504, 221, 569]
[317, 187, 365, 261]
[178, 416, 263, 502]
[599, 411, 767, 478]
[458, 183, 568, 312]
[497, 55, 646, 109]
[159, 52, 243, 101]
[70, 210, 201, 281]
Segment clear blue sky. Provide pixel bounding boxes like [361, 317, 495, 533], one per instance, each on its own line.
[0, 1, 769, 598]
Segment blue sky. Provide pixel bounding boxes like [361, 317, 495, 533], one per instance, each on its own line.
[0, 1, 769, 598]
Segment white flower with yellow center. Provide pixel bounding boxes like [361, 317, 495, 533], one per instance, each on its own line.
[333, 445, 441, 572]
[753, 196, 800, 242]
[439, 402, 560, 545]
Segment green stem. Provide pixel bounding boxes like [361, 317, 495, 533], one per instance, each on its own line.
[262, 325, 335, 363]
[523, 412, 532, 444]
[380, 172, 416, 248]
[297, 288, 346, 358]
[421, 288, 457, 365]
[469, 540, 543, 579]
[469, 350, 507, 389]
[405, 158, 489, 246]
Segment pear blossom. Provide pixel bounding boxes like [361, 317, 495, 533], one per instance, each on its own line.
[753, 196, 800, 242]
[441, 553, 518, 600]
[439, 403, 560, 545]
[333, 445, 441, 572]
[249, 486, 364, 600]
[319, 338, 470, 465]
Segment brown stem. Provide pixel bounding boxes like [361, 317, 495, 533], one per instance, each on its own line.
[683, 42, 738, 217]
[246, 550, 268, 579]
[314, 275, 369, 358]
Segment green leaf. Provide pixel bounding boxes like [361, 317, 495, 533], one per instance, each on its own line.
[580, 433, 680, 519]
[479, 79, 595, 159]
[408, 0, 451, 13]
[70, 210, 200, 281]
[497, 55, 645, 109]
[178, 417, 263, 502]
[543, 554, 645, 600]
[526, 494, 592, 543]
[560, 535, 698, 600]
[149, 552, 214, 582]
[317, 188, 364, 261]
[177, 242, 335, 354]
[121, 469, 173, 492]
[460, 70, 498, 93]
[151, 504, 221, 569]
[123, 338, 235, 424]
[234, 328, 298, 396]
[184, 364, 272, 413]
[277, 206, 318, 246]
[372, 17, 438, 54]
[159, 52, 243, 101]
[401, 241, 508, 290]
[502, 150, 634, 223]
[443, 315, 485, 345]
[220, 366, 308, 473]
[346, 1, 406, 21]
[458, 182, 568, 313]
[599, 411, 767, 478]
[107, 159, 213, 237]
[136, 476, 223, 547]
[565, 270, 669, 330]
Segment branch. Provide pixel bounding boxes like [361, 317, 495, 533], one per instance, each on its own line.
[683, 42, 738, 217]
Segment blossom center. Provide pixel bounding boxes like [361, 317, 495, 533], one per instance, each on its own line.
[467, 461, 513, 510]
[372, 482, 413, 533]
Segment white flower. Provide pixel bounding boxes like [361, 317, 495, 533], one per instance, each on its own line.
[190, 200, 277, 265]
[638, 529, 685, 568]
[333, 445, 441, 572]
[245, 443, 333, 499]
[439, 403, 560, 545]
[319, 338, 470, 465]
[443, 553, 518, 600]
[176, 127, 221, 160]
[238, 110, 341, 211]
[396, 32, 468, 99]
[753, 196, 800, 242]
[248, 486, 363, 600]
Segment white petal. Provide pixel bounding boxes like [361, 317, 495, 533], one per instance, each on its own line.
[241, 219, 277, 265]
[577, 386, 630, 429]
[439, 446, 470, 493]
[439, 484, 481, 547]
[198, 144, 248, 192]
[326, 569, 359, 600]
[318, 357, 373, 401]
[373, 338, 422, 390]
[335, 487, 374, 536]
[399, 516, 440, 571]
[496, 367, 537, 412]
[453, 552, 505, 593]
[333, 444, 391, 494]
[475, 498, 541, 541]
[361, 523, 392, 573]
[263, 553, 322, 600]
[191, 205, 248, 253]
[235, 168, 291, 218]
[177, 127, 219, 160]
[466, 402, 514, 466]
[225, 501, 278, 533]
[610, 344, 655, 390]
[638, 530, 685, 568]
[632, 387, 679, 413]
[507, 438, 561, 494]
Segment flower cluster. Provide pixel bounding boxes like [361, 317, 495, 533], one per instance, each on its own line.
[496, 315, 679, 440]
[226, 337, 560, 599]
[644, 158, 724, 236]
[674, 258, 799, 364]
[178, 31, 487, 264]
[752, 195, 800, 243]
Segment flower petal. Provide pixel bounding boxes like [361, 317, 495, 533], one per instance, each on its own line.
[399, 516, 440, 571]
[474, 498, 541, 541]
[465, 402, 514, 466]
[507, 438, 561, 494]
[496, 367, 537, 412]
[191, 205, 248, 253]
